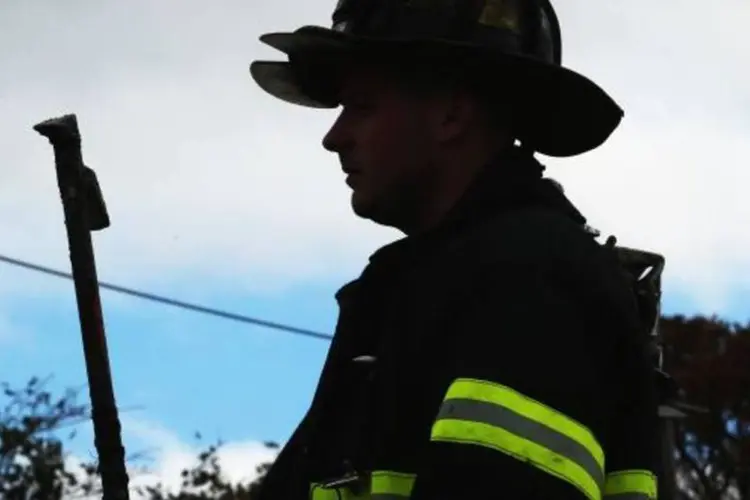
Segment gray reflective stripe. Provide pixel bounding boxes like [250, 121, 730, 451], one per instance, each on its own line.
[604, 495, 651, 500]
[436, 397, 605, 489]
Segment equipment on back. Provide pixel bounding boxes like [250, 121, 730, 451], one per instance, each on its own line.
[613, 243, 702, 500]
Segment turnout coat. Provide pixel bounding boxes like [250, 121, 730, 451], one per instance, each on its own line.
[256, 148, 659, 500]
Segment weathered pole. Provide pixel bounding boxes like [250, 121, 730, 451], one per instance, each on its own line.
[34, 114, 130, 500]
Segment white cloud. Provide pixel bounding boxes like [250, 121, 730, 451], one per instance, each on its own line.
[122, 417, 278, 495]
[63, 416, 278, 499]
[0, 0, 747, 311]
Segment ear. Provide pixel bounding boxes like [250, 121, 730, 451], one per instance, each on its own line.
[430, 90, 480, 143]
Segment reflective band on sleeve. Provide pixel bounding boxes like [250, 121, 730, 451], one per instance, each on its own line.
[604, 470, 657, 500]
[310, 470, 416, 500]
[310, 483, 367, 500]
[371, 470, 416, 499]
[431, 378, 605, 500]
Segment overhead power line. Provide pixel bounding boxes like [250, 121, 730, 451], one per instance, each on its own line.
[0, 253, 333, 341]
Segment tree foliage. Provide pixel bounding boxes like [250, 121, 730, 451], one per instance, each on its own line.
[663, 315, 750, 500]
[0, 377, 95, 499]
[0, 377, 274, 499]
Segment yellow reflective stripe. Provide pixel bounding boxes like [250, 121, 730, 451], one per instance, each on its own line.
[310, 470, 416, 500]
[604, 470, 657, 500]
[310, 483, 367, 500]
[443, 379, 605, 467]
[431, 378, 605, 500]
[371, 470, 416, 499]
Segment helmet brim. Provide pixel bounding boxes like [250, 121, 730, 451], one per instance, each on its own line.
[250, 26, 624, 158]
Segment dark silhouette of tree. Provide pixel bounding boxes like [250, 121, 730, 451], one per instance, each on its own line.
[663, 315, 750, 500]
[0, 376, 98, 499]
[0, 377, 274, 499]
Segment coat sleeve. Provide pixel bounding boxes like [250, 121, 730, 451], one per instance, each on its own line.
[599, 320, 661, 500]
[408, 264, 622, 500]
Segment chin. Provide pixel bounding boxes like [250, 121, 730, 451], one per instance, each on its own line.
[351, 191, 382, 220]
[351, 193, 398, 228]
[350, 192, 372, 218]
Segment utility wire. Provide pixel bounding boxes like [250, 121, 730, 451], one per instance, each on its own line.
[0, 253, 333, 341]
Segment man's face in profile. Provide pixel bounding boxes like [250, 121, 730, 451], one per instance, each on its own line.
[321, 66, 442, 227]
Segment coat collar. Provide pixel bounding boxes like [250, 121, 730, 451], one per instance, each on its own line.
[336, 147, 589, 302]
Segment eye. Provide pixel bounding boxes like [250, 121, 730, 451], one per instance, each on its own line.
[343, 99, 375, 113]
[340, 99, 377, 121]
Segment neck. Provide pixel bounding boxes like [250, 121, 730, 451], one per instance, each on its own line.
[398, 140, 510, 236]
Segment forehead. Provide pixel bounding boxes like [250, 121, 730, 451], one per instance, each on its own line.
[334, 60, 442, 103]
[337, 66, 397, 98]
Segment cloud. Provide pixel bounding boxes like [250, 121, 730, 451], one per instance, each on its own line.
[541, 0, 750, 312]
[0, 0, 395, 300]
[0, 0, 747, 311]
[63, 416, 278, 499]
[126, 430, 276, 497]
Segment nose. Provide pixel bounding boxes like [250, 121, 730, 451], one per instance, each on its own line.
[322, 109, 350, 153]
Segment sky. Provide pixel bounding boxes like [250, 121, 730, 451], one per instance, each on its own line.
[0, 0, 748, 495]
